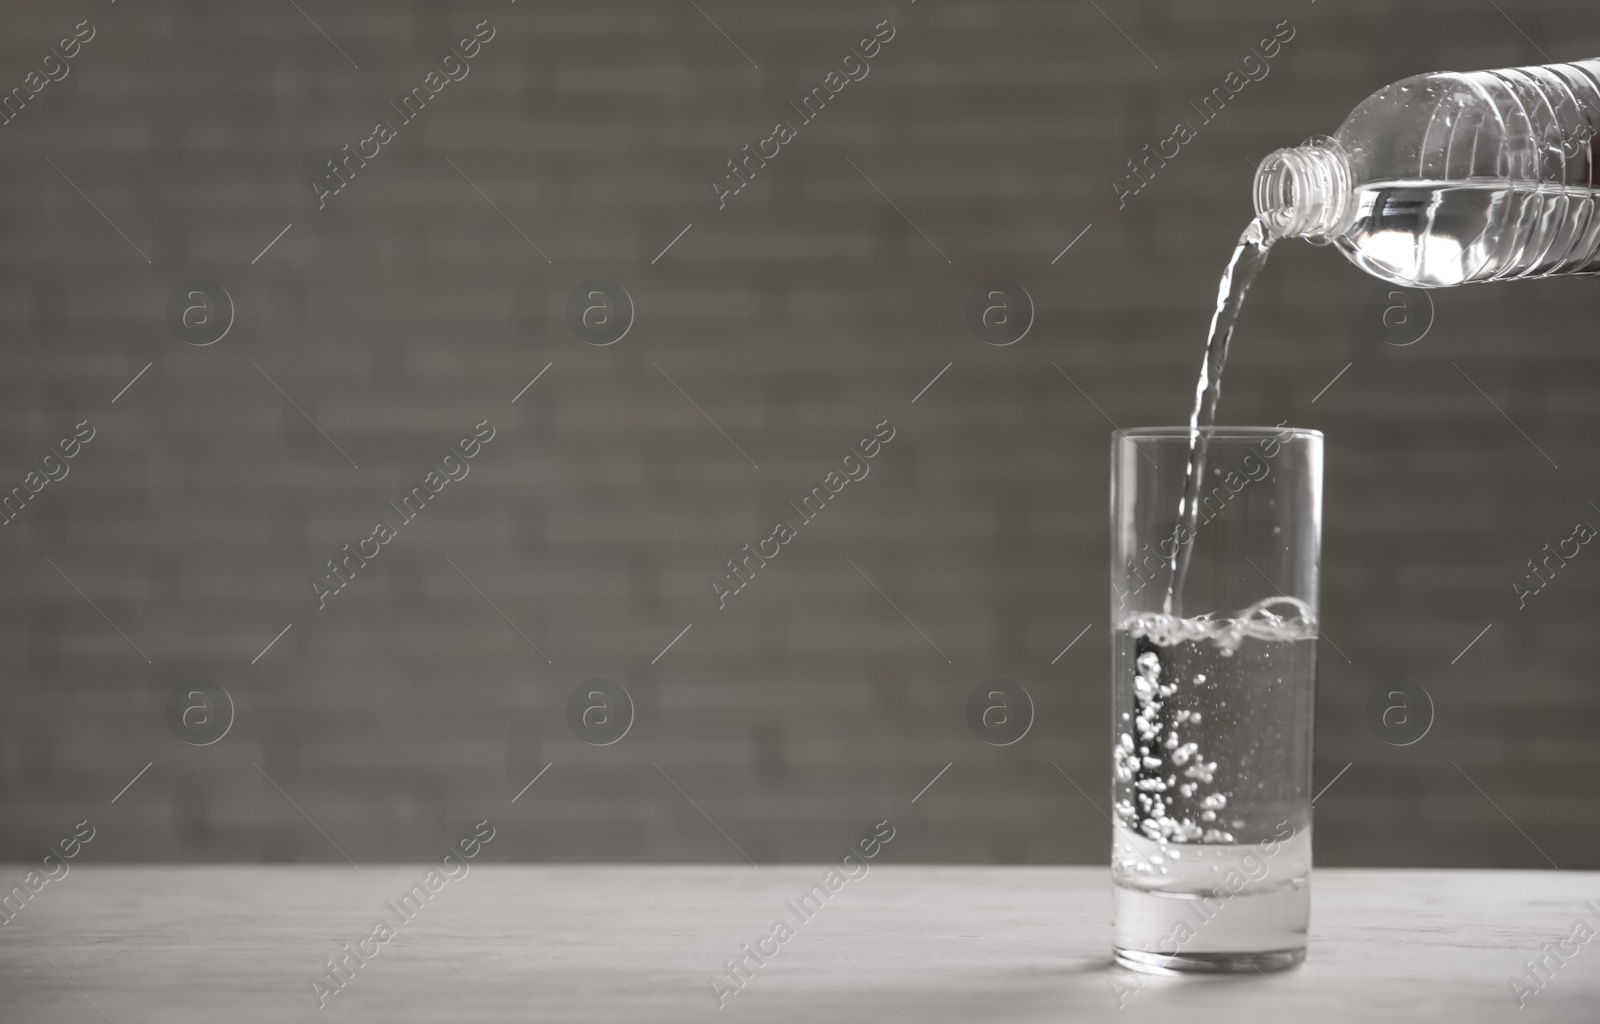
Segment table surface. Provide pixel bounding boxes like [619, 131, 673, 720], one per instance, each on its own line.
[1, 865, 1596, 1023]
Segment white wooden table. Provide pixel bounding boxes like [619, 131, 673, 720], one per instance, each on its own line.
[1, 866, 1594, 1022]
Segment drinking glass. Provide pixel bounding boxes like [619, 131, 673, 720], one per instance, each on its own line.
[1108, 426, 1323, 973]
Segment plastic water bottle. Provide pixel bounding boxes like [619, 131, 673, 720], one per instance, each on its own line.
[1253, 58, 1600, 286]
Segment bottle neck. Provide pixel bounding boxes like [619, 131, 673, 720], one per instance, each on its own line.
[1253, 140, 1354, 241]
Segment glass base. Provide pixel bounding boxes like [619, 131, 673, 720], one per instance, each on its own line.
[1113, 946, 1305, 975]
[1111, 872, 1310, 974]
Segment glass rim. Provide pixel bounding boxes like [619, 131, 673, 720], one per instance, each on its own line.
[1114, 425, 1323, 441]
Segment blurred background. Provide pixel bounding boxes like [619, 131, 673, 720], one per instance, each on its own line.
[1, 0, 1596, 869]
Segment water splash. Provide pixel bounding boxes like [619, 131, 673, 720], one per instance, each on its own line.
[1120, 596, 1319, 654]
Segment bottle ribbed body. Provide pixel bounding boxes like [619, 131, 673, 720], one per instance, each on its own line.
[1473, 60, 1600, 277]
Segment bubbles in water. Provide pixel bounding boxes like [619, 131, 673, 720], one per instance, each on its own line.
[1114, 598, 1317, 888]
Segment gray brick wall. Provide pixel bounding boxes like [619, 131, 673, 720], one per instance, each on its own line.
[0, 0, 1597, 869]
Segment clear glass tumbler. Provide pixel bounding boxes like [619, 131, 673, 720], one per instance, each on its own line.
[1108, 426, 1323, 974]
